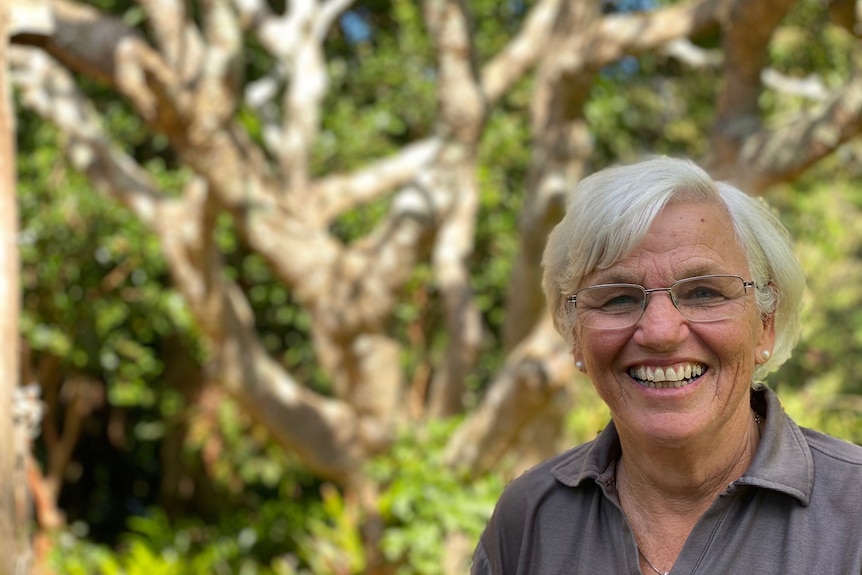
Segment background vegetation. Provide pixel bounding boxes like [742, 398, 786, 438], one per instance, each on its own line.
[9, 0, 862, 573]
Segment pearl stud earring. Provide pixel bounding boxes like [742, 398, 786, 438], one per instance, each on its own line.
[575, 360, 585, 372]
[761, 350, 771, 361]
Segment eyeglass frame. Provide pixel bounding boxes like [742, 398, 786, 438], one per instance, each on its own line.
[564, 274, 757, 330]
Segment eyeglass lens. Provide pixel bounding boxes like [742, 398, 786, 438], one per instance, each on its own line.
[571, 275, 750, 329]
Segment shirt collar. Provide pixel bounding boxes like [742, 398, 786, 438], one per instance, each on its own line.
[550, 386, 814, 505]
[735, 386, 813, 505]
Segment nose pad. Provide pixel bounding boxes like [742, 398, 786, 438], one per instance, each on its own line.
[638, 289, 687, 326]
[634, 289, 690, 347]
[642, 289, 679, 315]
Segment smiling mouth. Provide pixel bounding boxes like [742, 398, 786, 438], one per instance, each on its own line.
[627, 362, 706, 389]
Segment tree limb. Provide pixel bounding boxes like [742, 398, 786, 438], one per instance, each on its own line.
[312, 138, 443, 223]
[481, 0, 562, 102]
[11, 45, 365, 482]
[444, 316, 574, 476]
[423, 0, 486, 416]
[715, 70, 862, 192]
[706, 0, 798, 169]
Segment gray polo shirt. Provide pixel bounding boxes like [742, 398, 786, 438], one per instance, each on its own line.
[473, 386, 862, 574]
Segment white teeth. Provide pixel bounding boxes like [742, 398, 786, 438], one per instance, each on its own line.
[629, 363, 705, 388]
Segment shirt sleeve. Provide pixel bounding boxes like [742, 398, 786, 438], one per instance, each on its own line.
[470, 539, 493, 575]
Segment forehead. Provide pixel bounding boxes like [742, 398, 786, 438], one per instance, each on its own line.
[590, 200, 748, 285]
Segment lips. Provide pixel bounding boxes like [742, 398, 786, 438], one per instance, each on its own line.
[627, 362, 706, 389]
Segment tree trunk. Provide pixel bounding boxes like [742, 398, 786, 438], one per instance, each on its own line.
[0, 2, 27, 573]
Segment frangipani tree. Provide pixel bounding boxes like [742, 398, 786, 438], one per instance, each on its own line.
[7, 0, 862, 570]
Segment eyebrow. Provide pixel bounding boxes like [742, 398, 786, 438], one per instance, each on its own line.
[588, 265, 727, 286]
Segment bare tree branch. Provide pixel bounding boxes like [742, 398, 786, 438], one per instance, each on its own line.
[503, 1, 598, 351]
[481, 0, 562, 102]
[11, 45, 365, 482]
[541, 0, 732, 79]
[137, 0, 205, 81]
[423, 0, 486, 417]
[445, 317, 574, 476]
[715, 70, 862, 192]
[762, 69, 831, 101]
[313, 138, 443, 223]
[10, 47, 164, 224]
[706, 0, 798, 169]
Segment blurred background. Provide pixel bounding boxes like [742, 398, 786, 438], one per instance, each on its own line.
[5, 0, 862, 573]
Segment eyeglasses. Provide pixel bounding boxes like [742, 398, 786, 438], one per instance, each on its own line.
[565, 274, 756, 330]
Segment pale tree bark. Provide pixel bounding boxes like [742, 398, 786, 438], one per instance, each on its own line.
[705, 0, 799, 181]
[6, 2, 862, 574]
[502, 1, 600, 352]
[489, 1, 601, 468]
[706, 0, 862, 190]
[423, 0, 486, 418]
[444, 315, 575, 474]
[9, 0, 862, 496]
[1, 3, 27, 573]
[0, 11, 15, 573]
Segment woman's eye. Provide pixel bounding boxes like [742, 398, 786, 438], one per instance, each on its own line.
[681, 286, 724, 302]
[604, 294, 639, 307]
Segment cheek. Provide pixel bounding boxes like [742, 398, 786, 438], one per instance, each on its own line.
[709, 318, 763, 366]
[579, 329, 629, 366]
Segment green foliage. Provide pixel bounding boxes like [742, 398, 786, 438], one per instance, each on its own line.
[564, 382, 613, 441]
[49, 510, 299, 575]
[781, 382, 862, 445]
[184, 396, 313, 497]
[368, 420, 505, 575]
[321, 0, 435, 175]
[472, 0, 536, 61]
[587, 54, 716, 164]
[47, 428, 358, 575]
[292, 484, 366, 574]
[14, 0, 862, 573]
[16, 111, 205, 541]
[766, 164, 862, 432]
[763, 1, 857, 127]
[18, 117, 197, 382]
[772, 0, 854, 82]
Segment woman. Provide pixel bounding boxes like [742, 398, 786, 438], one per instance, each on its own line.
[472, 157, 862, 574]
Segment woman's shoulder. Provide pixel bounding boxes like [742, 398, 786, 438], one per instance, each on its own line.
[482, 436, 611, 539]
[500, 443, 591, 498]
[801, 427, 862, 467]
[497, 429, 615, 505]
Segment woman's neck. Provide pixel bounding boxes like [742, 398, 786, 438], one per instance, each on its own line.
[615, 408, 762, 574]
[617, 407, 761, 510]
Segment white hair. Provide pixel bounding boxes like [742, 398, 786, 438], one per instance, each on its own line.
[541, 156, 805, 385]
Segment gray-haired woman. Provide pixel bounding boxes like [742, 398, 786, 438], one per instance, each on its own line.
[472, 156, 862, 574]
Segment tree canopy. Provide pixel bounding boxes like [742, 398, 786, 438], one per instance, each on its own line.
[8, 0, 862, 572]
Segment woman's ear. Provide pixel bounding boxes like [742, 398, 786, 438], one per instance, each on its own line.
[758, 311, 776, 354]
[755, 312, 776, 365]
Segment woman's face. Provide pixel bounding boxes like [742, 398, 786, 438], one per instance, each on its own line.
[573, 200, 775, 447]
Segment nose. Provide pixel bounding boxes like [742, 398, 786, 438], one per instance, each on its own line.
[633, 289, 689, 348]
